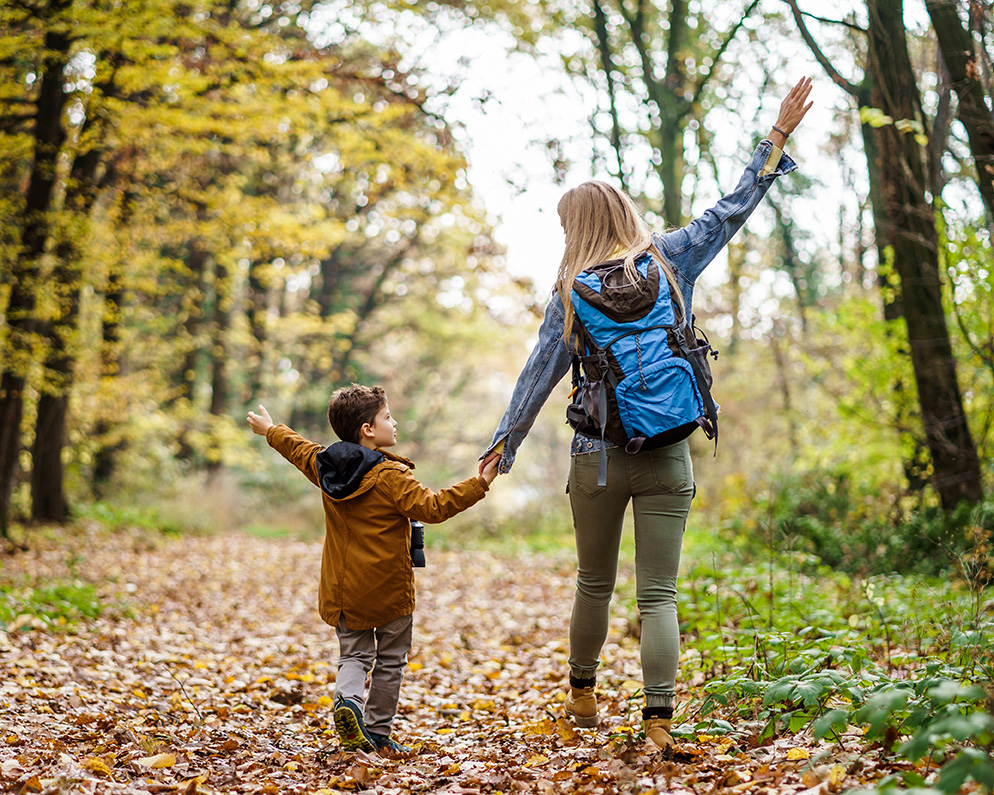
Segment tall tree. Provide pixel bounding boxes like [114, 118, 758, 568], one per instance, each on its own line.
[788, 1, 982, 509]
[584, 0, 761, 224]
[0, 0, 73, 534]
[865, 0, 982, 508]
[1, 0, 507, 521]
[925, 0, 994, 223]
[30, 44, 118, 520]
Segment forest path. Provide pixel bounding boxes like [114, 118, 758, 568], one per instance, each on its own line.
[1, 529, 824, 794]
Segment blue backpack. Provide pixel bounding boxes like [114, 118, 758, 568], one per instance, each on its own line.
[566, 252, 719, 486]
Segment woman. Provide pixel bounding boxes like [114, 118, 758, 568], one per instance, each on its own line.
[479, 77, 813, 753]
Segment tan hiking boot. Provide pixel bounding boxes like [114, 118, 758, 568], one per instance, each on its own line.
[564, 685, 598, 728]
[644, 717, 674, 755]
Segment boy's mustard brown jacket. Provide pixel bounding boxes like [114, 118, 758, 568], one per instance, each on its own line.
[266, 424, 489, 631]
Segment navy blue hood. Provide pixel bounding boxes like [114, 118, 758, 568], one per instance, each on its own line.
[315, 442, 385, 499]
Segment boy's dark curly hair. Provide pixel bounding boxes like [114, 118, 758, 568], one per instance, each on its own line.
[327, 384, 387, 444]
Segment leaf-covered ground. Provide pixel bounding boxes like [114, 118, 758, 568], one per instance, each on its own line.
[0, 527, 919, 794]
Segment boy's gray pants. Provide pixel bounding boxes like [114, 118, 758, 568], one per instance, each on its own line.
[334, 613, 414, 736]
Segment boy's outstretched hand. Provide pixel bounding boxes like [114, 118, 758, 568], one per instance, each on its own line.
[247, 404, 274, 436]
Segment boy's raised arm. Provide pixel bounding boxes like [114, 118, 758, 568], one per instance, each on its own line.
[247, 404, 274, 435]
[247, 404, 323, 488]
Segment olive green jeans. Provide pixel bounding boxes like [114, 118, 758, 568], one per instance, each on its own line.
[567, 440, 694, 709]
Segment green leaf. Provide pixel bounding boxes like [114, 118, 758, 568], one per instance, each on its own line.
[793, 677, 830, 707]
[859, 106, 894, 127]
[813, 708, 851, 739]
[788, 711, 810, 733]
[854, 687, 911, 739]
[928, 680, 986, 705]
[900, 770, 928, 787]
[935, 749, 994, 794]
[763, 675, 800, 705]
[900, 712, 994, 761]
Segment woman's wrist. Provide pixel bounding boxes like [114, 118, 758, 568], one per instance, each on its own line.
[768, 127, 788, 149]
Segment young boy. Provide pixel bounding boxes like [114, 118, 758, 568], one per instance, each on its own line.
[247, 385, 498, 756]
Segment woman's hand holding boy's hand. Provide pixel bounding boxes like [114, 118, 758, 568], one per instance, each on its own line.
[478, 449, 501, 478]
[480, 456, 499, 486]
[247, 404, 274, 436]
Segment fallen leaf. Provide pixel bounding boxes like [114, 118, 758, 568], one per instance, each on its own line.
[82, 757, 113, 777]
[136, 753, 177, 768]
[829, 764, 847, 787]
[18, 776, 41, 793]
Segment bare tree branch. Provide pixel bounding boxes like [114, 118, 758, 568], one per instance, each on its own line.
[690, 0, 762, 110]
[592, 0, 628, 191]
[783, 0, 862, 98]
[797, 10, 866, 33]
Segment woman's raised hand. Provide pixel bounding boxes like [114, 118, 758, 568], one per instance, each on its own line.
[775, 76, 814, 136]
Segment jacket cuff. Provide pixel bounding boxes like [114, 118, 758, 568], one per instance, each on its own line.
[758, 140, 798, 178]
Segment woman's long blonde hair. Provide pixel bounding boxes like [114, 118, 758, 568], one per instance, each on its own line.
[555, 180, 684, 346]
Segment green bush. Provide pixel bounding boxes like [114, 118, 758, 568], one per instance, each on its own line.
[674, 550, 994, 794]
[722, 468, 994, 577]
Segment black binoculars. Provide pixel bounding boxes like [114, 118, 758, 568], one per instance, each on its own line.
[410, 520, 426, 568]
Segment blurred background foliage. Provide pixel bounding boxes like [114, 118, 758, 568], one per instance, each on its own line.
[1, 0, 993, 580]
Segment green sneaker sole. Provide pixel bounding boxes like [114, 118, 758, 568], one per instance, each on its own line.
[334, 706, 375, 752]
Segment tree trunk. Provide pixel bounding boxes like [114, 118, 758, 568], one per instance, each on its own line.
[629, 0, 689, 225]
[92, 179, 132, 494]
[0, 372, 26, 539]
[860, 111, 907, 322]
[31, 393, 69, 520]
[0, 9, 71, 535]
[786, 0, 970, 503]
[770, 324, 800, 459]
[592, 0, 628, 192]
[173, 232, 210, 463]
[31, 123, 106, 521]
[245, 258, 270, 403]
[590, 0, 758, 226]
[207, 258, 230, 474]
[867, 0, 983, 509]
[92, 264, 124, 493]
[926, 0, 994, 222]
[769, 198, 809, 330]
[725, 239, 745, 355]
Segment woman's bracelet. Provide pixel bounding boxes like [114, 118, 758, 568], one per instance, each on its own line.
[771, 124, 789, 138]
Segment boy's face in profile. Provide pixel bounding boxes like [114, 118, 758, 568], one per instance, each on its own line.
[363, 401, 398, 448]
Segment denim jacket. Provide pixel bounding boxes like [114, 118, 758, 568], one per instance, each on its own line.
[485, 140, 798, 474]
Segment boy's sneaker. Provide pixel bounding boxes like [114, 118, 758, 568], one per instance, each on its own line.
[369, 732, 411, 756]
[333, 697, 375, 753]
